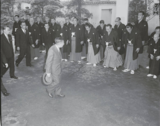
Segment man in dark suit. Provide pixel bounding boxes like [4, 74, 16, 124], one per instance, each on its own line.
[135, 11, 148, 67]
[16, 21, 32, 67]
[42, 23, 53, 58]
[45, 38, 65, 98]
[114, 17, 126, 59]
[36, 16, 44, 53]
[1, 26, 18, 79]
[96, 20, 106, 60]
[25, 14, 30, 29]
[28, 17, 41, 60]
[12, 15, 21, 51]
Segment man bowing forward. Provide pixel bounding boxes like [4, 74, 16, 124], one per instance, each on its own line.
[45, 38, 65, 98]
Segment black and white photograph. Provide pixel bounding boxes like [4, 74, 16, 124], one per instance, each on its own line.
[0, 0, 160, 126]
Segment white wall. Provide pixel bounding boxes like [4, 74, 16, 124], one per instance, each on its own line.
[116, 0, 129, 25]
[83, 3, 116, 27]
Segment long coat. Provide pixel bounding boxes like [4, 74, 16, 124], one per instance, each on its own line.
[85, 27, 99, 55]
[68, 24, 84, 53]
[62, 23, 72, 53]
[135, 19, 148, 53]
[123, 28, 142, 60]
[96, 25, 106, 45]
[102, 29, 120, 52]
[114, 23, 126, 54]
[12, 21, 21, 47]
[28, 23, 41, 48]
[16, 28, 31, 49]
[45, 45, 62, 76]
[35, 22, 44, 45]
[41, 28, 53, 48]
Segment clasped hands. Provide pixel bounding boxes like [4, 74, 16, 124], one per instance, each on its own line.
[150, 54, 160, 60]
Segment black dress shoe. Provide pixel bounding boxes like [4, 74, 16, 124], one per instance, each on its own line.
[46, 89, 53, 98]
[3, 92, 10, 96]
[26, 64, 33, 67]
[11, 76, 18, 79]
[56, 94, 65, 98]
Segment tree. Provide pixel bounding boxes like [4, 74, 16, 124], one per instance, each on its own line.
[30, 0, 63, 19]
[66, 0, 93, 23]
[129, 0, 148, 22]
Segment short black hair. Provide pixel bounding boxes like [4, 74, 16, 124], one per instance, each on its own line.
[83, 18, 88, 21]
[2, 25, 10, 30]
[15, 15, 19, 18]
[117, 17, 121, 21]
[55, 37, 64, 43]
[126, 23, 133, 28]
[106, 24, 112, 28]
[138, 11, 145, 16]
[155, 26, 160, 30]
[20, 21, 26, 25]
[85, 23, 91, 28]
[100, 20, 104, 24]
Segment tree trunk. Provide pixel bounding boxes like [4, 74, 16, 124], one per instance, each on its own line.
[77, 0, 81, 23]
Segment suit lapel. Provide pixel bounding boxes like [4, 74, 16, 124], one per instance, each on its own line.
[3, 34, 11, 45]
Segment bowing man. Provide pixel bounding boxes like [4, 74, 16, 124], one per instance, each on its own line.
[147, 34, 160, 79]
[68, 17, 84, 64]
[122, 23, 142, 75]
[96, 20, 106, 60]
[85, 23, 101, 67]
[114, 17, 126, 58]
[16, 21, 32, 67]
[102, 24, 122, 71]
[45, 38, 65, 98]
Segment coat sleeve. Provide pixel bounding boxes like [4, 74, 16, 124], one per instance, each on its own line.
[1, 37, 7, 64]
[16, 29, 20, 47]
[136, 31, 142, 49]
[142, 21, 148, 42]
[45, 47, 54, 74]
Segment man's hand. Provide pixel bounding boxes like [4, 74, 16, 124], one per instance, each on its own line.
[5, 63, 8, 68]
[32, 44, 35, 48]
[156, 56, 160, 61]
[136, 48, 140, 53]
[46, 73, 51, 77]
[87, 39, 90, 42]
[81, 41, 84, 44]
[29, 32, 31, 35]
[117, 47, 121, 50]
[17, 47, 20, 51]
[142, 41, 145, 45]
[35, 39, 39, 45]
[150, 54, 154, 60]
[66, 40, 69, 45]
[42, 43, 45, 46]
[96, 44, 99, 48]
[101, 36, 103, 39]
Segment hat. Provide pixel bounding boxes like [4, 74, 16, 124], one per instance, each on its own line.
[42, 73, 52, 85]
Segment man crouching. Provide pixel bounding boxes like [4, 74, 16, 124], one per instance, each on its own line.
[44, 37, 65, 98]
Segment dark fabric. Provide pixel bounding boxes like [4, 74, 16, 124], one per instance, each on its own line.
[85, 27, 100, 55]
[1, 34, 15, 76]
[135, 20, 148, 53]
[16, 28, 31, 65]
[50, 23, 61, 43]
[1, 79, 8, 94]
[148, 39, 160, 75]
[28, 23, 41, 48]
[12, 21, 21, 47]
[114, 23, 126, 54]
[102, 29, 120, 52]
[68, 24, 84, 53]
[35, 22, 44, 46]
[122, 28, 142, 60]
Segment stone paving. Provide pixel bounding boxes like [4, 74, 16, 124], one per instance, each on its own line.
[1, 47, 160, 126]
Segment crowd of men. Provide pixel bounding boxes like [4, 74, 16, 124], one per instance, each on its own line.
[1, 11, 160, 97]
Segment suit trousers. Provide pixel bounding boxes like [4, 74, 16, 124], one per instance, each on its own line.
[1, 57, 15, 77]
[46, 75, 62, 95]
[1, 79, 8, 94]
[16, 45, 31, 66]
[31, 46, 40, 59]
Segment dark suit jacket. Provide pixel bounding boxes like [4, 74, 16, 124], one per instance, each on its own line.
[85, 27, 99, 55]
[16, 28, 31, 48]
[123, 28, 142, 60]
[42, 28, 53, 47]
[102, 29, 120, 52]
[68, 24, 84, 53]
[1, 34, 14, 59]
[28, 23, 41, 48]
[12, 21, 21, 36]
